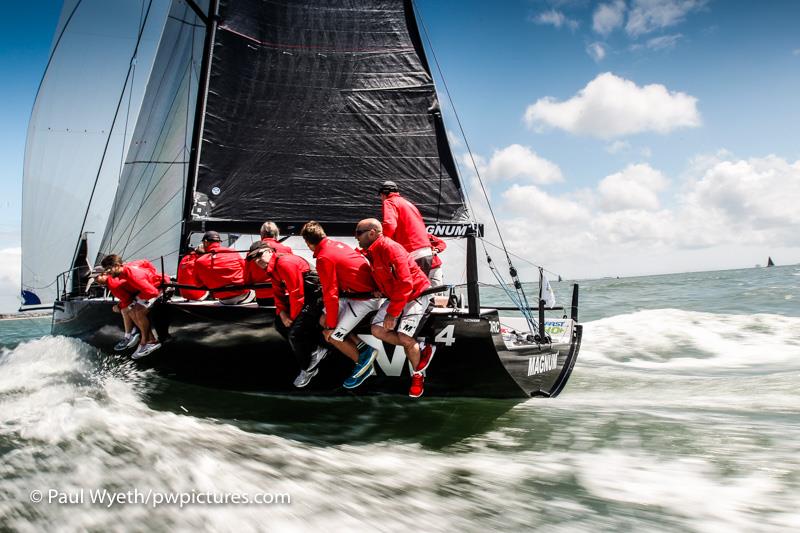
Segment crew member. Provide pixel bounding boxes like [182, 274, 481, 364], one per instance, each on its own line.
[355, 219, 433, 398]
[245, 221, 293, 305]
[249, 243, 327, 388]
[101, 254, 169, 359]
[379, 180, 433, 275]
[428, 233, 447, 288]
[300, 221, 381, 389]
[90, 266, 140, 351]
[194, 231, 253, 304]
[177, 245, 209, 300]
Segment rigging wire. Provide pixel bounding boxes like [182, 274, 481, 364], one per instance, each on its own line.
[412, 0, 541, 333]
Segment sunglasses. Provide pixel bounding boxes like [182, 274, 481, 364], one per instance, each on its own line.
[355, 228, 371, 236]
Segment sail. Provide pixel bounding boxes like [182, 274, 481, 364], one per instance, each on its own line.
[190, 0, 467, 229]
[767, 257, 775, 267]
[98, 0, 209, 273]
[20, 0, 170, 306]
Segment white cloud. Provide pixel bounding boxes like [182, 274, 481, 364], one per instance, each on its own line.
[681, 155, 800, 235]
[593, 0, 626, 36]
[586, 42, 607, 62]
[626, 0, 706, 37]
[0, 247, 21, 313]
[532, 9, 579, 31]
[447, 129, 463, 149]
[502, 184, 590, 223]
[481, 154, 800, 279]
[524, 72, 701, 139]
[597, 163, 669, 211]
[477, 144, 564, 184]
[606, 140, 631, 154]
[645, 33, 683, 50]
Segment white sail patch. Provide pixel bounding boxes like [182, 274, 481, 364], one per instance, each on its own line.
[527, 353, 558, 376]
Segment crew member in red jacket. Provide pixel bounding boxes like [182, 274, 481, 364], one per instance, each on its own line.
[379, 180, 433, 275]
[245, 221, 293, 306]
[91, 267, 139, 351]
[194, 231, 253, 304]
[101, 254, 170, 359]
[301, 221, 381, 389]
[428, 233, 447, 288]
[249, 242, 327, 388]
[177, 246, 209, 300]
[356, 218, 434, 398]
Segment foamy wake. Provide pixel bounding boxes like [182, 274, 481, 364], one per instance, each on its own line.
[2, 336, 799, 531]
[579, 309, 800, 372]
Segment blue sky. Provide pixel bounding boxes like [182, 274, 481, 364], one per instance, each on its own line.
[2, 0, 800, 310]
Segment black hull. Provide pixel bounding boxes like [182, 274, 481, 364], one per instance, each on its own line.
[52, 299, 581, 399]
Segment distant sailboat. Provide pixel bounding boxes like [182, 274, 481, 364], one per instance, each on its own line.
[766, 257, 775, 267]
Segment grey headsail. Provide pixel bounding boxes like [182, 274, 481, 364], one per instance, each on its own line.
[98, 0, 208, 272]
[20, 0, 170, 307]
[190, 0, 467, 228]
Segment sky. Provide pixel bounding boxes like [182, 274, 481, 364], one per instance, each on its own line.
[1, 0, 800, 311]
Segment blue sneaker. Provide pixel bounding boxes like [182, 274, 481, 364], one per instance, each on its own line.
[343, 366, 376, 389]
[351, 345, 378, 379]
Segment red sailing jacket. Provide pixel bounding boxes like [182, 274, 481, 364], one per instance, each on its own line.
[106, 276, 136, 309]
[365, 235, 430, 317]
[194, 242, 246, 299]
[177, 251, 207, 300]
[119, 260, 169, 303]
[381, 192, 430, 253]
[267, 252, 310, 320]
[244, 237, 294, 299]
[429, 234, 446, 270]
[313, 237, 377, 329]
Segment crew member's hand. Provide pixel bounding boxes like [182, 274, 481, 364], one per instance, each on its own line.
[322, 328, 333, 342]
[372, 291, 383, 298]
[112, 304, 120, 313]
[280, 311, 292, 328]
[383, 315, 397, 330]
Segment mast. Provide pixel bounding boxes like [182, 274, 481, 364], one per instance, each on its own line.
[181, 0, 219, 253]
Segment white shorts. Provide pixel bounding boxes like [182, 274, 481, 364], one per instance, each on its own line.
[329, 297, 382, 342]
[372, 296, 430, 337]
[133, 296, 158, 309]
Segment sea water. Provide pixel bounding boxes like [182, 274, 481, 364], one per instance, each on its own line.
[1, 266, 798, 531]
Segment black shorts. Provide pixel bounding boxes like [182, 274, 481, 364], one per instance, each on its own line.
[414, 255, 433, 276]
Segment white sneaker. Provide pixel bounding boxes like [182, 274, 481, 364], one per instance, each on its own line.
[132, 343, 161, 360]
[293, 368, 319, 388]
[306, 346, 328, 372]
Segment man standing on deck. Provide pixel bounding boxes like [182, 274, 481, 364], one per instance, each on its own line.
[301, 221, 381, 389]
[379, 180, 434, 276]
[355, 219, 434, 398]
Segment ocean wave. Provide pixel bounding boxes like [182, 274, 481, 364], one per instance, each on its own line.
[579, 309, 800, 372]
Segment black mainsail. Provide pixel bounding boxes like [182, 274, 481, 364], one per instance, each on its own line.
[189, 0, 467, 233]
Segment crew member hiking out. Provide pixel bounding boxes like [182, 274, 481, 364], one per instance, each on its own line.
[355, 219, 435, 398]
[249, 242, 327, 388]
[89, 266, 140, 351]
[379, 180, 433, 275]
[101, 254, 169, 359]
[301, 221, 381, 390]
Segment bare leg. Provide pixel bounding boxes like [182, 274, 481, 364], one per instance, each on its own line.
[121, 308, 133, 335]
[371, 326, 421, 369]
[328, 333, 359, 362]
